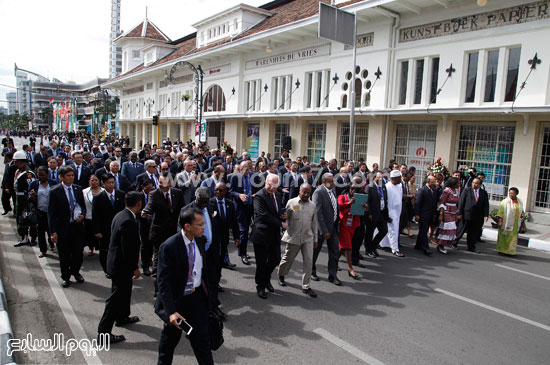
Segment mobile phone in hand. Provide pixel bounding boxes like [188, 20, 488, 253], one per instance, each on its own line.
[176, 318, 193, 335]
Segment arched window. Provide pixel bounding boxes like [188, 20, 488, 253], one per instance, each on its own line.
[203, 85, 226, 112]
[354, 78, 362, 107]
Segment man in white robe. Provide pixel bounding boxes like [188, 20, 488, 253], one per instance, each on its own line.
[379, 170, 404, 257]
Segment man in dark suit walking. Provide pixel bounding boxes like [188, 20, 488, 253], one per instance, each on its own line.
[364, 171, 390, 258]
[228, 161, 253, 265]
[155, 208, 213, 365]
[142, 173, 185, 295]
[121, 152, 144, 188]
[311, 173, 341, 286]
[48, 166, 86, 288]
[209, 182, 240, 290]
[93, 173, 126, 275]
[414, 175, 438, 256]
[97, 191, 143, 345]
[69, 152, 92, 189]
[457, 177, 489, 253]
[138, 178, 154, 276]
[250, 174, 286, 299]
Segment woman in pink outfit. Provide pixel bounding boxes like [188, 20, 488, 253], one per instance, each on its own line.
[436, 177, 461, 254]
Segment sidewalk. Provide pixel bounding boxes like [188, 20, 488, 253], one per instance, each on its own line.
[0, 270, 16, 365]
[481, 220, 550, 253]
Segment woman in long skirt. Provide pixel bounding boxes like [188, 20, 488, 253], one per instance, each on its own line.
[82, 175, 103, 256]
[436, 177, 461, 254]
[496, 187, 524, 256]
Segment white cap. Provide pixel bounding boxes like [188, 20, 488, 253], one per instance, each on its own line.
[390, 170, 402, 178]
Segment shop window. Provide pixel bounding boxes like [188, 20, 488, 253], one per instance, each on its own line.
[339, 122, 369, 163]
[399, 61, 409, 105]
[456, 124, 515, 202]
[504, 47, 521, 102]
[484, 50, 499, 102]
[465, 52, 479, 103]
[306, 122, 326, 163]
[394, 124, 437, 181]
[534, 125, 550, 211]
[273, 122, 290, 158]
[203, 85, 226, 112]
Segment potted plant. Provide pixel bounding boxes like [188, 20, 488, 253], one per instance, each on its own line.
[424, 157, 450, 181]
[182, 94, 191, 102]
[222, 141, 233, 155]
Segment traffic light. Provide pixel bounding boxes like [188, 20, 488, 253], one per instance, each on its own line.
[152, 115, 159, 125]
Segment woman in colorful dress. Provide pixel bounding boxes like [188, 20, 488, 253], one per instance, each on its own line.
[82, 174, 103, 256]
[338, 185, 362, 279]
[496, 187, 524, 256]
[436, 177, 460, 254]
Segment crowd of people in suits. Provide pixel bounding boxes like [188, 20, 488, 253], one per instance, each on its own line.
[2, 131, 504, 364]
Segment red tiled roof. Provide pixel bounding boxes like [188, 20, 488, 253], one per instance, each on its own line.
[118, 19, 171, 42]
[108, 0, 365, 82]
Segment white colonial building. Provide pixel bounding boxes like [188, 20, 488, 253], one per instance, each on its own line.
[103, 0, 550, 220]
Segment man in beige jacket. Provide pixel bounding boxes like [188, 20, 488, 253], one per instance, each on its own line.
[277, 183, 318, 298]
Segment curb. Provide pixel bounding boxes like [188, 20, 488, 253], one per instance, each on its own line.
[482, 228, 550, 253]
[0, 276, 16, 365]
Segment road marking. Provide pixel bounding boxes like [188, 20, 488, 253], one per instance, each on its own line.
[313, 328, 385, 365]
[494, 264, 550, 281]
[435, 288, 550, 332]
[35, 249, 103, 364]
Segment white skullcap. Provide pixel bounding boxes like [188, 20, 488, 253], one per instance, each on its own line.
[390, 170, 402, 178]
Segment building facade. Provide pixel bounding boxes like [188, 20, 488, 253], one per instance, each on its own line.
[6, 92, 17, 115]
[103, 0, 550, 219]
[109, 0, 123, 78]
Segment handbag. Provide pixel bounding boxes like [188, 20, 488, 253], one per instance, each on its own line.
[208, 311, 224, 351]
[21, 209, 38, 226]
[519, 220, 527, 234]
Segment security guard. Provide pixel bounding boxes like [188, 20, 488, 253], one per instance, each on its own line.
[13, 151, 37, 247]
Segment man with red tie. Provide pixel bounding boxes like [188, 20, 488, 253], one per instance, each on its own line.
[457, 177, 489, 253]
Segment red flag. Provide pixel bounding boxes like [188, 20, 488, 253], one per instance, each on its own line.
[49, 97, 54, 104]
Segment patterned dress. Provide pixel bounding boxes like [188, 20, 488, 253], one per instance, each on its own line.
[437, 187, 460, 246]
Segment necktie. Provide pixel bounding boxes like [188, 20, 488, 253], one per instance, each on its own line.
[166, 192, 172, 210]
[203, 209, 211, 251]
[115, 175, 119, 190]
[378, 185, 384, 199]
[110, 193, 115, 207]
[218, 200, 226, 222]
[76, 165, 80, 180]
[271, 194, 278, 211]
[187, 241, 195, 287]
[150, 174, 157, 188]
[475, 189, 479, 202]
[51, 170, 55, 180]
[67, 186, 75, 221]
[328, 189, 337, 222]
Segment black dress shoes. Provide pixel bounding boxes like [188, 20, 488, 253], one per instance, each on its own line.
[2, 210, 11, 216]
[105, 273, 112, 279]
[257, 288, 267, 299]
[303, 288, 318, 298]
[358, 254, 365, 260]
[213, 307, 227, 320]
[61, 280, 71, 288]
[328, 277, 342, 286]
[241, 256, 250, 265]
[424, 249, 433, 257]
[14, 238, 30, 247]
[98, 333, 125, 345]
[29, 239, 37, 246]
[372, 250, 380, 258]
[468, 248, 481, 254]
[142, 267, 151, 276]
[115, 316, 140, 327]
[222, 262, 237, 269]
[266, 282, 275, 293]
[74, 274, 85, 283]
[478, 239, 485, 243]
[217, 284, 224, 293]
[310, 274, 320, 281]
[278, 276, 286, 286]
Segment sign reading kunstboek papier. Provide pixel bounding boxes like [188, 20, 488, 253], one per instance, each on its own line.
[245, 44, 331, 70]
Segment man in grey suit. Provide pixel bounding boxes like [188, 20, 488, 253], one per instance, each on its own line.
[311, 173, 342, 286]
[176, 159, 201, 205]
[121, 152, 144, 188]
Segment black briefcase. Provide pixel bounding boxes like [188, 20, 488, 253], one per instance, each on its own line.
[208, 311, 224, 351]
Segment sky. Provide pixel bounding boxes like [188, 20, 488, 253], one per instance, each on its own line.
[0, 0, 267, 108]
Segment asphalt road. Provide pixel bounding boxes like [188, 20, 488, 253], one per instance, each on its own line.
[1, 136, 549, 364]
